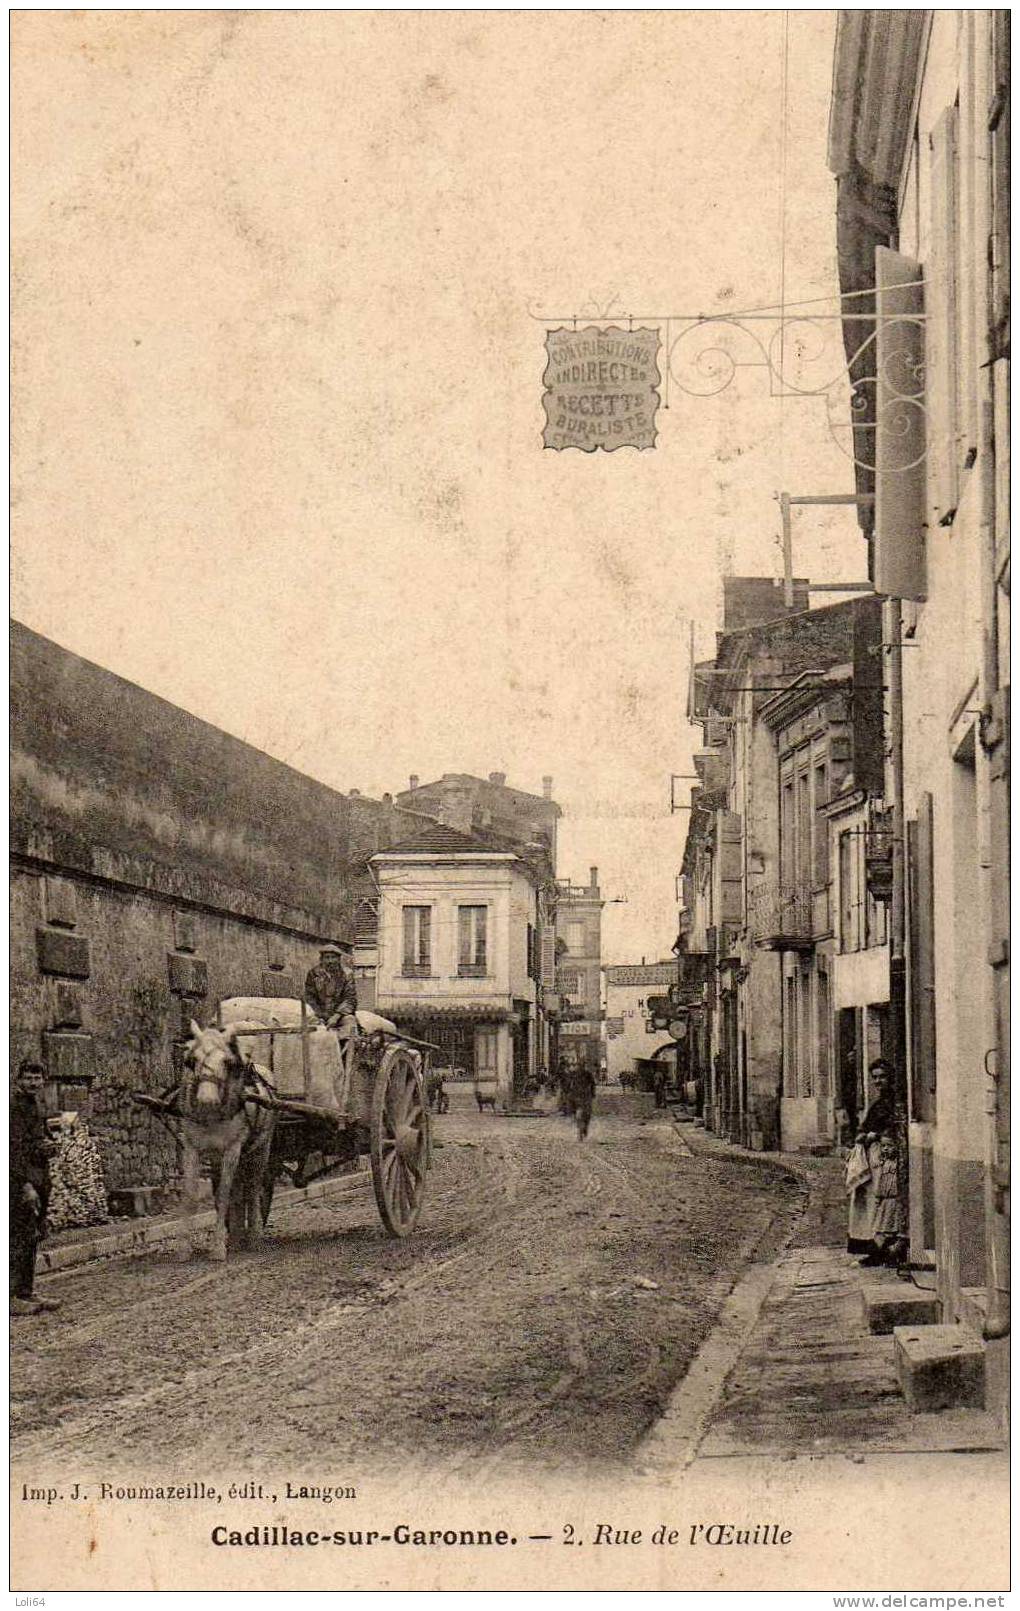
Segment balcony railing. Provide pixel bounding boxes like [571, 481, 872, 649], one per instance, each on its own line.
[747, 881, 814, 950]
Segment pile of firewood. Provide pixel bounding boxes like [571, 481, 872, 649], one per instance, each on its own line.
[47, 1114, 109, 1231]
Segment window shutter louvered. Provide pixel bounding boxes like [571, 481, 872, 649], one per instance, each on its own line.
[719, 811, 742, 922]
[541, 926, 556, 989]
[874, 247, 927, 601]
[402, 907, 415, 972]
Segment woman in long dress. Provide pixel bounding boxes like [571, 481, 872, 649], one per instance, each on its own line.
[846, 1059, 902, 1263]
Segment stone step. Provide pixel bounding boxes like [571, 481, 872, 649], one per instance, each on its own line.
[863, 1282, 939, 1334]
[894, 1322, 986, 1412]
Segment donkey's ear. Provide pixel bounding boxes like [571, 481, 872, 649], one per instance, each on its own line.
[190, 1019, 203, 1039]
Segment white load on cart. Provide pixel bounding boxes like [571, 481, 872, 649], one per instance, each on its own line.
[217, 996, 398, 1111]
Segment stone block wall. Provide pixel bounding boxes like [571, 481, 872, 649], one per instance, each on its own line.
[10, 621, 431, 1191]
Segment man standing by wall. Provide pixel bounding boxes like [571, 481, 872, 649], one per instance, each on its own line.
[10, 1059, 60, 1316]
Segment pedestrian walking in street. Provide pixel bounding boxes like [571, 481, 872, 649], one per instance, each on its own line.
[10, 1058, 61, 1317]
[558, 1056, 595, 1140]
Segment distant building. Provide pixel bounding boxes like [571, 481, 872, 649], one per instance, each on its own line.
[395, 770, 560, 874]
[554, 868, 603, 1074]
[395, 770, 561, 1074]
[680, 589, 884, 1152]
[370, 821, 546, 1105]
[603, 960, 679, 1084]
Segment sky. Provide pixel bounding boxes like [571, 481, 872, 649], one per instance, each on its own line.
[11, 10, 866, 964]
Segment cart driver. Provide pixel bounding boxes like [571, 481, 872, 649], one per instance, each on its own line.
[304, 941, 359, 1074]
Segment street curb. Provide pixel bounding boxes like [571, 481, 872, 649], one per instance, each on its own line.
[634, 1123, 821, 1475]
[37, 1164, 371, 1278]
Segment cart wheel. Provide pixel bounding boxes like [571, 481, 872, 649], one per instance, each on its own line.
[371, 1047, 429, 1237]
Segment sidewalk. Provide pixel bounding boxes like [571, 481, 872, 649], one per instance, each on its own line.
[37, 1161, 370, 1277]
[640, 1117, 1004, 1471]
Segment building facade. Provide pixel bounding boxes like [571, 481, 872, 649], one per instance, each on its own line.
[554, 867, 604, 1074]
[829, 9, 1010, 1410]
[603, 961, 679, 1083]
[395, 770, 561, 1075]
[679, 589, 885, 1154]
[370, 822, 544, 1105]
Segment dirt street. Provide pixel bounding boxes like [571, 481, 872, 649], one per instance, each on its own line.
[11, 1098, 803, 1478]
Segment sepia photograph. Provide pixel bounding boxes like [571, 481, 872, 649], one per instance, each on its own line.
[9, 6, 1010, 1597]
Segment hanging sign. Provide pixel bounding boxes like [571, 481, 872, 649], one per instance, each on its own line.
[542, 325, 660, 451]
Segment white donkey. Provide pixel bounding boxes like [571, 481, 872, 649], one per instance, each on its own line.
[178, 1022, 276, 1262]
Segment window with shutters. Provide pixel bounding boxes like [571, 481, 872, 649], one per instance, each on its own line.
[864, 870, 888, 949]
[813, 763, 830, 887]
[780, 777, 796, 888]
[796, 770, 811, 884]
[718, 811, 743, 923]
[457, 905, 487, 977]
[540, 924, 556, 989]
[401, 905, 432, 975]
[566, 920, 584, 955]
[839, 830, 858, 952]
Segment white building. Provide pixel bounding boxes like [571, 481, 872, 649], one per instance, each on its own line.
[603, 961, 678, 1083]
[829, 9, 1009, 1417]
[370, 822, 544, 1106]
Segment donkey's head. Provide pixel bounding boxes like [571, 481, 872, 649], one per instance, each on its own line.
[183, 1021, 250, 1114]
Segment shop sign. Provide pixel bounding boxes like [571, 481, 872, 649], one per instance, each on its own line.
[542, 325, 660, 451]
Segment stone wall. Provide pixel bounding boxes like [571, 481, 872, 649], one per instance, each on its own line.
[10, 621, 430, 1190]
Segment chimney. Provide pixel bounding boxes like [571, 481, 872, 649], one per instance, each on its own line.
[348, 788, 361, 797]
[542, 775, 553, 799]
[433, 784, 474, 833]
[408, 774, 419, 791]
[378, 793, 395, 847]
[589, 866, 599, 889]
[489, 771, 507, 786]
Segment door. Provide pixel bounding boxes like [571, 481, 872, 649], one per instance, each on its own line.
[837, 1007, 860, 1139]
[474, 1026, 498, 1084]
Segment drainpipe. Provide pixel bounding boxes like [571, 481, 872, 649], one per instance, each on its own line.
[885, 599, 909, 1219]
[972, 25, 1010, 1342]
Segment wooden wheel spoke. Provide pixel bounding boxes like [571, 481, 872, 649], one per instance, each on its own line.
[371, 1052, 428, 1237]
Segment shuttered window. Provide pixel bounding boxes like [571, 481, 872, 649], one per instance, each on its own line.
[402, 906, 431, 975]
[718, 811, 742, 923]
[540, 924, 556, 989]
[457, 905, 487, 976]
[813, 764, 830, 886]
